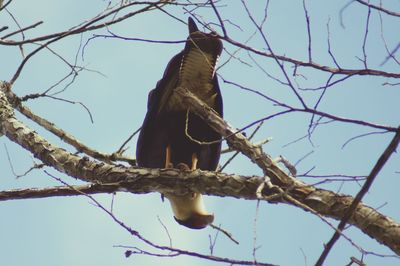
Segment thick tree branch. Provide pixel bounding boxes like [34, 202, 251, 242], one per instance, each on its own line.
[177, 87, 400, 255]
[1, 85, 399, 255]
[0, 183, 116, 201]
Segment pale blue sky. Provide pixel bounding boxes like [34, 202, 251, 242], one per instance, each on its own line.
[1, 1, 399, 266]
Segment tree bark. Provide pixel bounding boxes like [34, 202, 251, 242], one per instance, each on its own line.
[1, 84, 399, 255]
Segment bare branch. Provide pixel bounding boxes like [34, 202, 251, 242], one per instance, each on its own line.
[0, 26, 8, 33]
[209, 224, 239, 245]
[116, 126, 141, 156]
[1, 87, 400, 255]
[209, 0, 227, 37]
[360, 5, 371, 69]
[2, 2, 400, 265]
[1, 21, 43, 40]
[7, 1, 172, 84]
[378, 10, 400, 66]
[46, 171, 275, 266]
[0, 183, 119, 201]
[89, 29, 185, 44]
[252, 200, 261, 262]
[0, 0, 13, 12]
[340, 1, 356, 29]
[219, 120, 265, 172]
[224, 79, 397, 132]
[0, 1, 181, 46]
[2, 82, 135, 164]
[240, 0, 308, 108]
[315, 126, 400, 265]
[341, 130, 391, 149]
[303, 0, 312, 62]
[355, 0, 400, 17]
[4, 143, 44, 178]
[326, 17, 341, 68]
[298, 107, 396, 132]
[223, 36, 400, 78]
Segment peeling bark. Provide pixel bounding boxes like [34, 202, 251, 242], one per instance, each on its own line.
[0, 85, 399, 255]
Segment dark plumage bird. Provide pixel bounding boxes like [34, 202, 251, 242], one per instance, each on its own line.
[136, 18, 223, 229]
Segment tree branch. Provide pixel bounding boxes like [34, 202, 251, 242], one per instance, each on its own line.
[0, 1, 175, 46]
[223, 37, 400, 78]
[315, 126, 400, 265]
[2, 82, 135, 165]
[1, 85, 399, 255]
[0, 183, 118, 201]
[355, 0, 400, 17]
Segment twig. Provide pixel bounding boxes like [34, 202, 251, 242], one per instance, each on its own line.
[339, 1, 355, 29]
[360, 5, 371, 69]
[210, 224, 239, 245]
[341, 130, 390, 149]
[240, 0, 307, 109]
[4, 143, 44, 178]
[355, 0, 400, 17]
[209, 0, 227, 37]
[208, 226, 219, 255]
[0, 183, 120, 201]
[303, 0, 312, 62]
[223, 36, 400, 78]
[0, 26, 8, 33]
[8, 1, 168, 84]
[219, 121, 265, 171]
[3, 84, 135, 165]
[326, 17, 341, 68]
[157, 216, 173, 248]
[252, 200, 261, 262]
[116, 127, 142, 154]
[90, 30, 185, 44]
[315, 127, 400, 266]
[225, 79, 397, 132]
[44, 173, 273, 266]
[1, 21, 43, 39]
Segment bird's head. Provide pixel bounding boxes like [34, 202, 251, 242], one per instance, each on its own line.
[186, 17, 223, 61]
[166, 192, 214, 230]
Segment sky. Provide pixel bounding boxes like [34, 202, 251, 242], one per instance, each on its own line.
[1, 1, 399, 266]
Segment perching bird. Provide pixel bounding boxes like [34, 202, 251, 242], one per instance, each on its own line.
[136, 17, 223, 229]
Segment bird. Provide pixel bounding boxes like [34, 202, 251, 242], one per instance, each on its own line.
[136, 17, 223, 229]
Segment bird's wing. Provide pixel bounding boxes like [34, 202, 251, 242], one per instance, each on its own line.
[136, 52, 183, 168]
